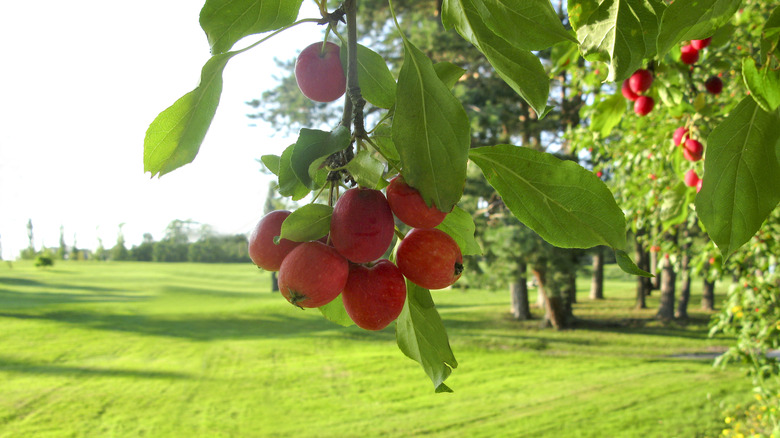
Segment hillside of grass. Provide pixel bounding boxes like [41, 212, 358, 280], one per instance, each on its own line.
[0, 261, 750, 437]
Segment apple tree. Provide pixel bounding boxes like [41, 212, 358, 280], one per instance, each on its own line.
[143, 0, 779, 392]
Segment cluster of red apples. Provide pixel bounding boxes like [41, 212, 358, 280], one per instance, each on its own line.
[248, 177, 463, 331]
[680, 37, 724, 95]
[673, 126, 705, 192]
[621, 69, 655, 116]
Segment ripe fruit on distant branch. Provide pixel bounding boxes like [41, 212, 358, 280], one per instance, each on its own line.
[634, 96, 654, 116]
[683, 139, 704, 162]
[330, 187, 395, 263]
[696, 179, 703, 193]
[295, 41, 346, 103]
[396, 228, 463, 290]
[386, 176, 448, 229]
[680, 45, 700, 65]
[248, 210, 301, 271]
[629, 69, 653, 94]
[621, 79, 639, 101]
[684, 169, 700, 188]
[691, 37, 712, 50]
[342, 260, 407, 330]
[673, 126, 690, 146]
[278, 241, 348, 308]
[705, 76, 723, 94]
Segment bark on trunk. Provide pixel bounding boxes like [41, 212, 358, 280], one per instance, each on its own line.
[510, 261, 531, 320]
[567, 266, 577, 305]
[635, 234, 648, 309]
[270, 271, 279, 292]
[649, 249, 660, 292]
[701, 263, 715, 311]
[657, 255, 676, 319]
[676, 230, 691, 319]
[590, 246, 604, 300]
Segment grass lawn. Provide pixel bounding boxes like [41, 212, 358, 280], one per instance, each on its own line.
[0, 260, 750, 437]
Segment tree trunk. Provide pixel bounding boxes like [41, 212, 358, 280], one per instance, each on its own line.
[567, 264, 577, 305]
[535, 281, 545, 308]
[635, 233, 648, 309]
[510, 260, 531, 320]
[701, 262, 715, 311]
[649, 249, 660, 291]
[590, 246, 604, 300]
[270, 271, 279, 292]
[676, 228, 691, 319]
[657, 255, 676, 319]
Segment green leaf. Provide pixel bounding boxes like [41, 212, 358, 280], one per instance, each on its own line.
[291, 127, 351, 189]
[278, 144, 310, 201]
[344, 150, 385, 189]
[433, 62, 466, 89]
[568, 0, 661, 81]
[660, 181, 692, 227]
[590, 92, 625, 137]
[260, 154, 281, 176]
[655, 0, 741, 59]
[469, 144, 627, 249]
[441, 0, 550, 115]
[742, 57, 780, 112]
[144, 52, 237, 177]
[279, 204, 333, 242]
[393, 38, 470, 213]
[199, 0, 304, 54]
[318, 295, 354, 327]
[615, 249, 653, 277]
[443, 0, 576, 51]
[395, 280, 458, 393]
[695, 97, 780, 258]
[340, 44, 396, 109]
[436, 206, 482, 256]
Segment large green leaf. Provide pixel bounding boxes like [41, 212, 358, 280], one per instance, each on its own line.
[144, 52, 237, 177]
[433, 62, 467, 89]
[590, 92, 625, 137]
[443, 0, 576, 51]
[469, 144, 627, 249]
[568, 0, 661, 81]
[615, 249, 653, 277]
[278, 144, 309, 201]
[656, 0, 741, 59]
[442, 0, 550, 115]
[395, 280, 458, 393]
[695, 97, 780, 258]
[279, 204, 332, 242]
[199, 0, 304, 54]
[436, 206, 482, 256]
[291, 127, 351, 189]
[742, 57, 780, 112]
[392, 38, 470, 213]
[340, 44, 397, 109]
[344, 150, 385, 189]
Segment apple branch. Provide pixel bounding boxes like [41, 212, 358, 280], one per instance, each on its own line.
[344, 0, 366, 138]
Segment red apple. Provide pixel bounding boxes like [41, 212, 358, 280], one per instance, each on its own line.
[295, 41, 346, 103]
[691, 37, 712, 50]
[596, 170, 603, 178]
[248, 210, 301, 271]
[396, 228, 463, 290]
[386, 176, 448, 229]
[621, 79, 639, 101]
[330, 187, 395, 263]
[683, 139, 704, 162]
[680, 45, 700, 65]
[634, 96, 655, 116]
[673, 126, 690, 146]
[342, 260, 407, 331]
[705, 76, 723, 94]
[684, 169, 700, 187]
[696, 178, 703, 193]
[629, 69, 653, 94]
[278, 241, 348, 308]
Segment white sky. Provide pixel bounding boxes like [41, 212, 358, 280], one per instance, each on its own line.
[0, 1, 326, 259]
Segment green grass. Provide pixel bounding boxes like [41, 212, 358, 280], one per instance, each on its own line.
[0, 261, 751, 437]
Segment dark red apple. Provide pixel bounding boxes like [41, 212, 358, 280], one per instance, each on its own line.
[629, 69, 653, 94]
[683, 139, 704, 162]
[396, 228, 463, 290]
[330, 188, 395, 263]
[278, 241, 348, 308]
[342, 260, 407, 331]
[634, 96, 654, 116]
[248, 210, 301, 271]
[386, 176, 448, 229]
[680, 45, 700, 65]
[705, 76, 723, 94]
[691, 37, 711, 50]
[295, 41, 346, 103]
[621, 79, 639, 101]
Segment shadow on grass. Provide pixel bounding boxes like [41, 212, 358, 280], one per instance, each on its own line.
[0, 355, 193, 379]
[0, 289, 145, 308]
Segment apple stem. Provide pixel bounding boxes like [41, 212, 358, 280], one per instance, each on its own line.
[394, 227, 406, 241]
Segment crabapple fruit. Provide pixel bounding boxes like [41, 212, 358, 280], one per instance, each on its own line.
[680, 45, 700, 65]
[683, 139, 704, 162]
[342, 260, 407, 331]
[621, 80, 639, 101]
[248, 210, 301, 271]
[396, 228, 463, 290]
[295, 41, 346, 103]
[386, 176, 448, 229]
[691, 37, 711, 50]
[278, 241, 348, 308]
[634, 96, 654, 116]
[705, 76, 723, 94]
[330, 187, 395, 263]
[629, 69, 653, 94]
[684, 169, 700, 188]
[673, 126, 690, 146]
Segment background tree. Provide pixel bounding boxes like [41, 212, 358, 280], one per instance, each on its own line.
[57, 225, 67, 260]
[110, 223, 129, 261]
[130, 233, 155, 261]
